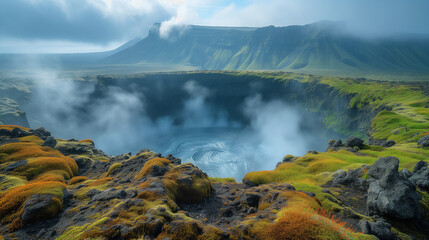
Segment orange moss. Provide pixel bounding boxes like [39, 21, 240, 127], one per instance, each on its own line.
[137, 191, 161, 201]
[87, 177, 114, 187]
[0, 142, 64, 163]
[17, 156, 78, 180]
[79, 139, 94, 146]
[138, 180, 152, 189]
[161, 221, 202, 240]
[0, 125, 30, 131]
[18, 135, 44, 145]
[257, 204, 359, 240]
[0, 181, 66, 223]
[68, 176, 89, 185]
[32, 171, 66, 182]
[135, 158, 171, 179]
[162, 167, 212, 203]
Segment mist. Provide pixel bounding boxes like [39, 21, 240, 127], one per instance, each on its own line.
[23, 67, 337, 180]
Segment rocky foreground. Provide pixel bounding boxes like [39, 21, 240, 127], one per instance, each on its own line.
[0, 125, 428, 239]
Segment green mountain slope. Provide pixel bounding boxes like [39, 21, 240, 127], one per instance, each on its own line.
[105, 22, 429, 73]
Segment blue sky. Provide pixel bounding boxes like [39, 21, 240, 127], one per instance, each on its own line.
[0, 0, 428, 53]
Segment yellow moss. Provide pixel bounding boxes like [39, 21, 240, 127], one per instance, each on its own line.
[32, 170, 67, 183]
[0, 174, 27, 191]
[135, 158, 171, 179]
[208, 177, 236, 183]
[18, 135, 44, 145]
[105, 163, 122, 176]
[15, 156, 78, 180]
[79, 139, 94, 145]
[0, 142, 65, 163]
[0, 181, 66, 227]
[68, 176, 89, 185]
[162, 164, 212, 203]
[0, 125, 29, 131]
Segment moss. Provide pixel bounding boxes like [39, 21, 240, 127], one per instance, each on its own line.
[163, 164, 212, 204]
[32, 170, 67, 182]
[135, 157, 171, 179]
[68, 176, 89, 185]
[0, 125, 29, 131]
[0, 181, 66, 226]
[79, 139, 94, 146]
[0, 142, 65, 163]
[0, 174, 27, 191]
[14, 156, 78, 180]
[18, 135, 44, 145]
[105, 163, 122, 176]
[57, 217, 110, 240]
[208, 177, 236, 183]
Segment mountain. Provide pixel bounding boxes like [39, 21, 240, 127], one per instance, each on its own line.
[105, 22, 429, 73]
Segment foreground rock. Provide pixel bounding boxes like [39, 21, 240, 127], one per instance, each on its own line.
[367, 156, 420, 220]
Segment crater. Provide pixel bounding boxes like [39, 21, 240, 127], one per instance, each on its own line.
[23, 72, 370, 180]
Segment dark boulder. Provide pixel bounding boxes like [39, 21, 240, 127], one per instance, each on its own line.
[21, 194, 61, 222]
[398, 168, 413, 179]
[382, 140, 396, 148]
[358, 220, 395, 240]
[0, 129, 11, 136]
[345, 136, 364, 149]
[413, 160, 428, 173]
[10, 127, 30, 138]
[367, 156, 420, 220]
[244, 192, 261, 208]
[333, 140, 344, 148]
[332, 168, 370, 190]
[409, 166, 429, 191]
[42, 136, 57, 148]
[30, 127, 51, 140]
[418, 135, 429, 148]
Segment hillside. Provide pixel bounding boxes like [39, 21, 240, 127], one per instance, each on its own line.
[105, 22, 429, 75]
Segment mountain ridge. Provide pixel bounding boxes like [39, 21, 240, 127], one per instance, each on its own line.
[105, 22, 429, 73]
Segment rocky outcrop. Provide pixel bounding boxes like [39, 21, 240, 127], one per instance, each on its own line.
[0, 98, 30, 128]
[42, 136, 57, 148]
[358, 220, 395, 240]
[418, 135, 429, 148]
[409, 162, 429, 191]
[345, 136, 364, 148]
[367, 156, 421, 220]
[332, 167, 370, 191]
[21, 194, 61, 223]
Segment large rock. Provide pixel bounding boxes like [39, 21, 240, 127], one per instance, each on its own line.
[409, 166, 429, 191]
[413, 160, 428, 173]
[358, 220, 394, 240]
[418, 135, 429, 148]
[21, 194, 61, 222]
[367, 156, 420, 220]
[30, 127, 51, 140]
[0, 129, 11, 136]
[332, 168, 370, 191]
[10, 127, 30, 138]
[42, 136, 57, 148]
[345, 136, 364, 149]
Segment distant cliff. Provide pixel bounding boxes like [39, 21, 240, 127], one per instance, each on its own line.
[105, 22, 429, 74]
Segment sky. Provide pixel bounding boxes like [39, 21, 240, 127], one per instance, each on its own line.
[0, 0, 428, 53]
